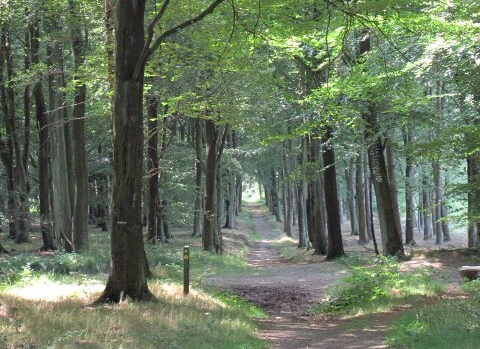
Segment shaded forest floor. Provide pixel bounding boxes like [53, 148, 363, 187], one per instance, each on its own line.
[204, 204, 479, 349]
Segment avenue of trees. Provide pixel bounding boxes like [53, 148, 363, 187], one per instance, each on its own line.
[0, 0, 479, 301]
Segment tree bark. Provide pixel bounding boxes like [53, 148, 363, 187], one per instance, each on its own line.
[346, 160, 359, 236]
[147, 97, 159, 244]
[403, 126, 416, 245]
[365, 103, 404, 257]
[202, 120, 227, 252]
[46, 17, 73, 252]
[297, 137, 308, 248]
[364, 151, 373, 242]
[271, 166, 282, 222]
[432, 159, 444, 245]
[467, 156, 479, 247]
[441, 177, 451, 241]
[306, 135, 327, 255]
[0, 23, 30, 243]
[282, 145, 293, 237]
[203, 119, 219, 252]
[0, 26, 18, 241]
[192, 118, 204, 237]
[322, 127, 345, 259]
[30, 12, 55, 250]
[95, 0, 153, 303]
[422, 175, 433, 240]
[386, 139, 402, 242]
[70, 0, 89, 251]
[356, 152, 368, 244]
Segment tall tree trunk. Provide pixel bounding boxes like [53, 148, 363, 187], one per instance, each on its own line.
[30, 13, 55, 250]
[0, 26, 17, 241]
[282, 145, 293, 237]
[0, 23, 30, 243]
[216, 163, 223, 253]
[296, 138, 308, 248]
[95, 0, 153, 303]
[386, 139, 402, 242]
[192, 118, 204, 237]
[364, 151, 373, 241]
[403, 126, 416, 245]
[346, 160, 358, 236]
[104, 0, 114, 118]
[297, 183, 308, 248]
[147, 97, 159, 244]
[322, 127, 345, 259]
[224, 129, 237, 229]
[271, 166, 282, 222]
[467, 156, 479, 247]
[309, 137, 331, 255]
[356, 152, 368, 244]
[441, 177, 451, 241]
[203, 119, 218, 252]
[46, 17, 73, 252]
[22, 7, 31, 230]
[365, 103, 404, 257]
[422, 175, 433, 240]
[432, 159, 444, 245]
[70, 0, 89, 251]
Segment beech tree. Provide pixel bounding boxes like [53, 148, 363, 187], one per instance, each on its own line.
[95, 0, 227, 303]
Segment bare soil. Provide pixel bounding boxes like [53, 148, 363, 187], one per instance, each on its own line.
[204, 204, 479, 349]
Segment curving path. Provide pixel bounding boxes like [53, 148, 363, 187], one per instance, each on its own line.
[204, 204, 395, 349]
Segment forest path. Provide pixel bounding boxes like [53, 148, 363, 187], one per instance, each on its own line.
[204, 204, 394, 349]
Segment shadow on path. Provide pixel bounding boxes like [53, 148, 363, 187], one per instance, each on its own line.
[204, 204, 391, 349]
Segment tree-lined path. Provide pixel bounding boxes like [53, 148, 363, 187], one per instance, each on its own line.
[205, 204, 398, 349]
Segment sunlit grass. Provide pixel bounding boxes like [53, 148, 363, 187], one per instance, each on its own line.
[0, 282, 266, 349]
[310, 256, 446, 317]
[386, 295, 480, 348]
[0, 212, 267, 349]
[386, 279, 480, 348]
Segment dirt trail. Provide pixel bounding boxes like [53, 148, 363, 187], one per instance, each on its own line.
[204, 204, 393, 349]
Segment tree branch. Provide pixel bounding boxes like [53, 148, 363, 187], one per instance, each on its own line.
[216, 123, 229, 162]
[146, 0, 227, 63]
[133, 0, 171, 80]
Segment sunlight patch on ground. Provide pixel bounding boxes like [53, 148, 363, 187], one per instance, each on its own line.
[273, 237, 296, 244]
[6, 279, 104, 302]
[150, 282, 228, 311]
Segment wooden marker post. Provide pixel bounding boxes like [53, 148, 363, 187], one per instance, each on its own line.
[183, 246, 190, 295]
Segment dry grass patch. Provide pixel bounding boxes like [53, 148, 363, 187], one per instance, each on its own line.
[0, 282, 266, 349]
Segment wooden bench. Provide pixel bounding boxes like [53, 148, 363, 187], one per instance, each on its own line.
[458, 266, 480, 280]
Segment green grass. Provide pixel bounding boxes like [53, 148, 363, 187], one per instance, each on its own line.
[311, 255, 446, 315]
[0, 219, 268, 349]
[385, 279, 480, 348]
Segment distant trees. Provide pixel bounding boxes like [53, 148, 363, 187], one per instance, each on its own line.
[1, 0, 480, 297]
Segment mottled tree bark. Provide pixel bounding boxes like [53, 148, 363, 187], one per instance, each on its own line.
[147, 97, 159, 244]
[386, 140, 402, 242]
[95, 0, 153, 303]
[323, 127, 345, 259]
[203, 120, 228, 252]
[365, 103, 404, 257]
[30, 13, 55, 250]
[346, 160, 358, 236]
[432, 159, 444, 246]
[403, 126, 416, 246]
[46, 17, 73, 252]
[271, 166, 282, 222]
[70, 0, 89, 251]
[297, 137, 308, 248]
[192, 118, 204, 237]
[422, 175, 433, 240]
[356, 152, 368, 244]
[0, 23, 30, 243]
